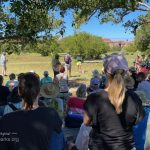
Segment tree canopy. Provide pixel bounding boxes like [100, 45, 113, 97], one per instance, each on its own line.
[1, 0, 150, 43]
[1, 0, 150, 54]
[59, 32, 109, 59]
[0, 0, 64, 43]
[133, 13, 150, 52]
[59, 0, 150, 33]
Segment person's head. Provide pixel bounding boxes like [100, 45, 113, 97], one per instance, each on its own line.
[76, 84, 87, 98]
[55, 54, 59, 59]
[9, 73, 16, 80]
[18, 73, 40, 110]
[103, 54, 128, 114]
[129, 67, 136, 74]
[124, 75, 135, 90]
[92, 69, 100, 78]
[43, 71, 49, 77]
[60, 66, 65, 73]
[0, 75, 3, 86]
[18, 73, 25, 82]
[137, 72, 146, 82]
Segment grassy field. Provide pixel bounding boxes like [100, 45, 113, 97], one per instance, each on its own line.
[0, 53, 137, 87]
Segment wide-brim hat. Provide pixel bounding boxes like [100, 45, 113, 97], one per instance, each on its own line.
[40, 83, 59, 98]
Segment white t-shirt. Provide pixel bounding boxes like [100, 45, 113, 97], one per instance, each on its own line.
[1, 54, 6, 65]
[75, 123, 92, 150]
[56, 73, 68, 93]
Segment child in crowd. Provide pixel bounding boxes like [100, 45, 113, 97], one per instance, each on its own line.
[5, 73, 18, 91]
[87, 69, 101, 94]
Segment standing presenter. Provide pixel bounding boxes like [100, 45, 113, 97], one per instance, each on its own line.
[1, 52, 7, 76]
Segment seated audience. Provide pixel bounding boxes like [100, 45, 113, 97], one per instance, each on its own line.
[139, 63, 149, 74]
[40, 83, 64, 116]
[137, 72, 150, 100]
[124, 75, 135, 91]
[0, 73, 64, 150]
[87, 69, 101, 94]
[83, 54, 145, 150]
[0, 75, 10, 116]
[65, 84, 86, 128]
[4, 87, 22, 115]
[68, 123, 92, 150]
[128, 66, 138, 89]
[40, 71, 52, 86]
[6, 73, 18, 91]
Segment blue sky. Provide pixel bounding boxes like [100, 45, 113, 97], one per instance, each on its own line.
[2, 1, 147, 41]
[63, 10, 146, 41]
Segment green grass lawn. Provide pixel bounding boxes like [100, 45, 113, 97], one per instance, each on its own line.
[0, 53, 137, 86]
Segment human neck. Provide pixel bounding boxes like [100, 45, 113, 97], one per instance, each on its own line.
[23, 99, 39, 110]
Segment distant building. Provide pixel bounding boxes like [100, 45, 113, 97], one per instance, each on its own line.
[102, 38, 132, 48]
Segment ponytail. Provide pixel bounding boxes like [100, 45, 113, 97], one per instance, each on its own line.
[19, 73, 40, 110]
[107, 70, 126, 114]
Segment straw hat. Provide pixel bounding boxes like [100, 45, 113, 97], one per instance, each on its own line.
[40, 83, 59, 98]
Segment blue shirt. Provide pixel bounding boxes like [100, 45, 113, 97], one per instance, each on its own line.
[137, 80, 150, 100]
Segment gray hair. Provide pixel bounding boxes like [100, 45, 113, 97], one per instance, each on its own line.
[76, 84, 87, 98]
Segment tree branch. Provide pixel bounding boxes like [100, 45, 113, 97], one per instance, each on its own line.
[137, 2, 150, 11]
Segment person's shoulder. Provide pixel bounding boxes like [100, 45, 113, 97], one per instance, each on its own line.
[90, 90, 109, 103]
[1, 110, 22, 122]
[140, 80, 150, 86]
[37, 107, 58, 115]
[48, 76, 52, 80]
[69, 97, 82, 101]
[1, 85, 9, 91]
[126, 90, 142, 104]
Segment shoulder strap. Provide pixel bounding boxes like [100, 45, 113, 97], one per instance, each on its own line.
[8, 103, 18, 111]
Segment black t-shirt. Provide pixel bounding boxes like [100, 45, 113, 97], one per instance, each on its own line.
[7, 87, 22, 103]
[88, 90, 145, 150]
[0, 107, 62, 150]
[0, 86, 10, 106]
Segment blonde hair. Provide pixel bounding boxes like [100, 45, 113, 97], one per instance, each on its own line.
[107, 70, 126, 114]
